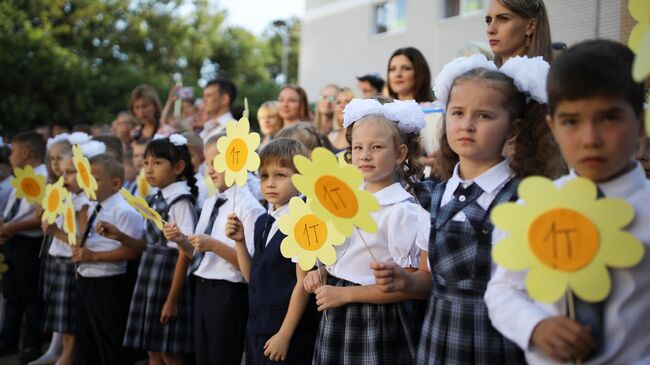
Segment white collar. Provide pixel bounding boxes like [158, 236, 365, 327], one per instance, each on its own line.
[449, 160, 514, 194]
[99, 191, 122, 209]
[160, 181, 190, 200]
[269, 202, 290, 220]
[372, 182, 414, 206]
[219, 184, 248, 200]
[569, 162, 647, 199]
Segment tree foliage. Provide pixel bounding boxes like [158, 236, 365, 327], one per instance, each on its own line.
[0, 0, 299, 135]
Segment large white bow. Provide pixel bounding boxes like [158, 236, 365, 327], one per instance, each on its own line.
[343, 99, 426, 134]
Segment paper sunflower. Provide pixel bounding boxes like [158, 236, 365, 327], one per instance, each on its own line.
[279, 197, 346, 270]
[119, 188, 163, 230]
[292, 147, 379, 237]
[62, 193, 77, 246]
[628, 0, 650, 135]
[72, 145, 98, 200]
[41, 177, 68, 224]
[10, 165, 47, 205]
[491, 177, 644, 303]
[136, 170, 151, 198]
[213, 118, 261, 187]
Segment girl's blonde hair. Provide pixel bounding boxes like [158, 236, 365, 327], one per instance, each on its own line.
[257, 101, 281, 131]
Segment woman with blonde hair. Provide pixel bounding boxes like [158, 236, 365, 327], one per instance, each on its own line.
[313, 84, 339, 135]
[327, 87, 355, 153]
[257, 101, 282, 149]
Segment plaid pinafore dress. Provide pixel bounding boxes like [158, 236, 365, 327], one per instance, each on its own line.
[123, 192, 196, 353]
[416, 177, 525, 365]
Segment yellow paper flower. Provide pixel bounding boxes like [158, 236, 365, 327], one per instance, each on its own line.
[628, 0, 650, 136]
[491, 176, 644, 303]
[279, 197, 347, 270]
[10, 165, 47, 205]
[62, 193, 77, 246]
[41, 177, 68, 224]
[136, 169, 151, 198]
[213, 118, 261, 187]
[292, 147, 379, 237]
[72, 145, 98, 200]
[119, 188, 163, 230]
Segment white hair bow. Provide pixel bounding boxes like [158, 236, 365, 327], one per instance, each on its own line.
[343, 99, 426, 134]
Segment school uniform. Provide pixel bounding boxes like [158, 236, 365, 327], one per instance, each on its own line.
[195, 171, 209, 208]
[485, 163, 650, 365]
[416, 160, 524, 365]
[0, 175, 11, 216]
[190, 185, 265, 364]
[247, 203, 320, 365]
[0, 164, 47, 351]
[75, 191, 144, 365]
[41, 192, 90, 334]
[313, 182, 428, 365]
[123, 181, 197, 354]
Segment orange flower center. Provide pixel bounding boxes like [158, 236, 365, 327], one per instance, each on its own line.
[21, 178, 41, 197]
[66, 208, 75, 232]
[294, 214, 328, 251]
[314, 175, 358, 218]
[77, 162, 90, 187]
[48, 189, 60, 211]
[528, 208, 600, 272]
[225, 138, 248, 172]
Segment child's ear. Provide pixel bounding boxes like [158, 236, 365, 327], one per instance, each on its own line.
[173, 160, 186, 177]
[112, 177, 122, 191]
[545, 114, 557, 137]
[396, 144, 408, 165]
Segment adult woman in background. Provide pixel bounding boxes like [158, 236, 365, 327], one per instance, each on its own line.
[313, 84, 339, 135]
[277, 84, 312, 129]
[327, 87, 355, 153]
[485, 0, 552, 66]
[386, 47, 434, 103]
[130, 84, 174, 140]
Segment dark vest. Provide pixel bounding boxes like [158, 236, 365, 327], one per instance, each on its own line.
[247, 213, 298, 335]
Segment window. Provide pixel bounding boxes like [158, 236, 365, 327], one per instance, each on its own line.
[374, 0, 406, 34]
[444, 0, 485, 18]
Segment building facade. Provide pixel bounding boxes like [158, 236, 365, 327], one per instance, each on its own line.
[298, 0, 635, 98]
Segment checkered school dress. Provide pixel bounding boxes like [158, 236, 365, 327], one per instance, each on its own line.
[39, 235, 76, 334]
[123, 193, 196, 354]
[313, 276, 419, 365]
[416, 178, 525, 365]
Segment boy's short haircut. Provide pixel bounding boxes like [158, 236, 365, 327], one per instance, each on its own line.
[181, 132, 204, 154]
[12, 131, 46, 162]
[259, 138, 309, 172]
[547, 39, 646, 116]
[90, 153, 125, 183]
[204, 132, 227, 150]
[93, 135, 124, 161]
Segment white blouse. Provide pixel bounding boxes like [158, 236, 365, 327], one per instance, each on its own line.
[156, 181, 197, 249]
[48, 192, 92, 257]
[326, 183, 429, 286]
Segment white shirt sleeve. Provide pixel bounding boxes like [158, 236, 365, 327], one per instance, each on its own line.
[117, 206, 145, 240]
[484, 265, 555, 351]
[239, 198, 265, 259]
[169, 200, 197, 238]
[387, 203, 428, 268]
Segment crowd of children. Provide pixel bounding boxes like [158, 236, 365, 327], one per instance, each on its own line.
[0, 37, 648, 365]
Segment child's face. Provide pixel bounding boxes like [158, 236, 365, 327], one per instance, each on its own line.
[132, 97, 156, 123]
[204, 144, 227, 192]
[132, 144, 146, 171]
[547, 96, 642, 182]
[260, 161, 299, 208]
[91, 163, 120, 202]
[123, 161, 137, 183]
[635, 135, 650, 178]
[351, 119, 406, 192]
[61, 156, 82, 194]
[445, 80, 511, 166]
[49, 143, 68, 178]
[143, 155, 183, 189]
[9, 142, 29, 169]
[258, 110, 281, 136]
